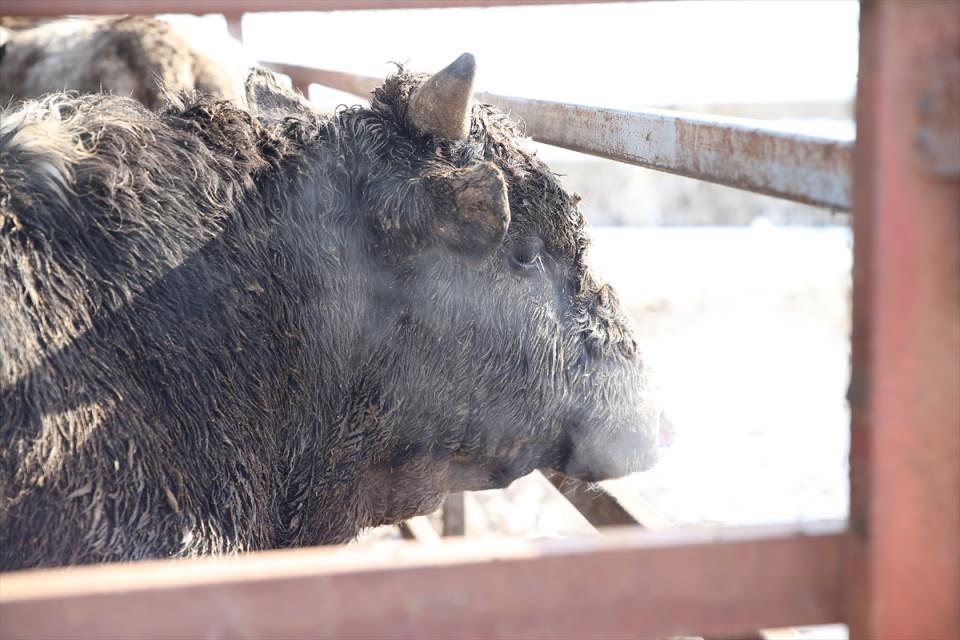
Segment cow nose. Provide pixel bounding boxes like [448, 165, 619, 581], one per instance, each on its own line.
[561, 415, 660, 481]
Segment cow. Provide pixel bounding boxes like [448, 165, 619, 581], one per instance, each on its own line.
[0, 54, 664, 570]
[0, 16, 240, 110]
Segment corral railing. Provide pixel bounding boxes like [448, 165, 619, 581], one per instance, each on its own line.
[263, 61, 853, 211]
[0, 2, 957, 640]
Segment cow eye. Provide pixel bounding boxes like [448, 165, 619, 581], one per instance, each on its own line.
[510, 237, 545, 273]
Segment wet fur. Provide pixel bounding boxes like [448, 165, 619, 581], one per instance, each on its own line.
[0, 68, 657, 570]
[0, 16, 238, 110]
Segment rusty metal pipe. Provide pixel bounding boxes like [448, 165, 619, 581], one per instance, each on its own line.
[0, 0, 641, 17]
[0, 522, 844, 640]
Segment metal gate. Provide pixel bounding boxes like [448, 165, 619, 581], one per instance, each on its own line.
[0, 2, 956, 638]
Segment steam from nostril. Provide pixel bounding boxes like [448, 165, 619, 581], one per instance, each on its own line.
[659, 411, 676, 448]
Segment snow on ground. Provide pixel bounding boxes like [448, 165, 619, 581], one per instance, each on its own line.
[359, 222, 852, 542]
[592, 223, 852, 527]
[470, 223, 852, 533]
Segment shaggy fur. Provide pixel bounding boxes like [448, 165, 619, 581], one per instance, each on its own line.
[0, 65, 661, 570]
[0, 16, 239, 110]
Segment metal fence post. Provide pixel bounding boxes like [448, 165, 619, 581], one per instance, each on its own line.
[225, 12, 243, 41]
[847, 2, 960, 638]
[441, 493, 466, 537]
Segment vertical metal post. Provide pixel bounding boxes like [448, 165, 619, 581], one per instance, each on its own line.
[441, 493, 466, 537]
[848, 2, 960, 638]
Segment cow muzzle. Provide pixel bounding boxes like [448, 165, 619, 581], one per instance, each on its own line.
[559, 415, 666, 482]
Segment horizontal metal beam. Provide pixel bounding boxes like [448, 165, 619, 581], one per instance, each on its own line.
[261, 63, 853, 210]
[478, 93, 853, 211]
[0, 0, 635, 17]
[0, 522, 845, 640]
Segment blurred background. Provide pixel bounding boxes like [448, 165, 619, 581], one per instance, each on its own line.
[161, 0, 857, 537]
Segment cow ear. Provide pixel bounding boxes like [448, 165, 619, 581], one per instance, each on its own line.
[245, 67, 314, 119]
[408, 53, 475, 140]
[425, 161, 510, 260]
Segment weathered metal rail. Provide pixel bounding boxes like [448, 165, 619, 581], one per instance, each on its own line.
[477, 95, 852, 211]
[0, 522, 844, 640]
[263, 62, 853, 210]
[0, 0, 637, 16]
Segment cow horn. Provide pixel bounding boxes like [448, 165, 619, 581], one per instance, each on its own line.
[408, 52, 476, 140]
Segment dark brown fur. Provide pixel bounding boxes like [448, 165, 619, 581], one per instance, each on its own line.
[0, 64, 662, 570]
[0, 16, 238, 110]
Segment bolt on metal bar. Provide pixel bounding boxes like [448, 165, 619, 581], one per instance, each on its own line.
[261, 62, 853, 210]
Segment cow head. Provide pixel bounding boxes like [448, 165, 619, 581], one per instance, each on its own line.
[247, 54, 665, 532]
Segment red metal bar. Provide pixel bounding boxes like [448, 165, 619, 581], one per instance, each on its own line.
[0, 0, 637, 17]
[0, 522, 843, 640]
[847, 2, 960, 639]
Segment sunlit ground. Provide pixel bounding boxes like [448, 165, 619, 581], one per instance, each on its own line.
[351, 215, 852, 540]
